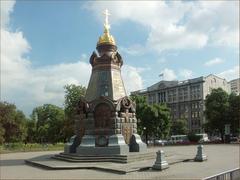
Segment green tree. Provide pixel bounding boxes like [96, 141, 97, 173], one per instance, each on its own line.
[0, 124, 5, 144]
[26, 119, 37, 143]
[140, 103, 171, 144]
[141, 105, 155, 143]
[63, 84, 86, 141]
[32, 104, 64, 143]
[130, 95, 171, 143]
[130, 95, 148, 134]
[0, 101, 27, 143]
[171, 119, 188, 135]
[151, 104, 171, 139]
[228, 93, 240, 136]
[205, 88, 229, 140]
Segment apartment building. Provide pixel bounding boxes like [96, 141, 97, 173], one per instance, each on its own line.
[228, 78, 240, 95]
[131, 74, 230, 133]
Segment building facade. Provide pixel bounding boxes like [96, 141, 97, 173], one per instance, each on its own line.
[131, 74, 230, 133]
[228, 78, 240, 95]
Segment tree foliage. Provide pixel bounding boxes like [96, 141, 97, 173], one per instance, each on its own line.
[26, 119, 37, 143]
[151, 104, 171, 139]
[130, 95, 148, 133]
[171, 118, 188, 135]
[0, 101, 27, 143]
[228, 93, 240, 135]
[64, 84, 86, 116]
[205, 88, 229, 138]
[32, 104, 65, 143]
[63, 84, 86, 141]
[130, 95, 171, 140]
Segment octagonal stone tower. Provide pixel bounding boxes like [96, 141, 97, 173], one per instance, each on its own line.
[64, 10, 146, 155]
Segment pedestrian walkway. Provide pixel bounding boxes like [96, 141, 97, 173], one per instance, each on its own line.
[1, 144, 239, 179]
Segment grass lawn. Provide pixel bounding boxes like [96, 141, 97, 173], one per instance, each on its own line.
[0, 143, 65, 153]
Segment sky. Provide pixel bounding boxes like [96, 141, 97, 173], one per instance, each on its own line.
[1, 0, 239, 116]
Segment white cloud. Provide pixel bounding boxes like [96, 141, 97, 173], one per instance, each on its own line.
[119, 44, 145, 56]
[84, 1, 239, 52]
[187, 1, 239, 47]
[0, 1, 15, 28]
[159, 68, 194, 81]
[160, 68, 177, 81]
[1, 1, 145, 115]
[204, 57, 224, 67]
[147, 24, 208, 52]
[122, 65, 144, 94]
[2, 32, 92, 113]
[1, 1, 92, 114]
[1, 28, 92, 114]
[217, 66, 239, 81]
[179, 69, 193, 79]
[157, 58, 166, 64]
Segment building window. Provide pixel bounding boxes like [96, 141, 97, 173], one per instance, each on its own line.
[191, 84, 201, 100]
[158, 92, 167, 103]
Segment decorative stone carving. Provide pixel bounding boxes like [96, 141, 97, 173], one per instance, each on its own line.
[89, 51, 98, 67]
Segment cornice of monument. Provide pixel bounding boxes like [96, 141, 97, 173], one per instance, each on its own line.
[90, 50, 123, 68]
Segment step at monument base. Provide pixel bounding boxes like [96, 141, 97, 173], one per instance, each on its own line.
[53, 151, 156, 163]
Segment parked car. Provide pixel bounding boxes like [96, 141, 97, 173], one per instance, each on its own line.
[211, 136, 222, 141]
[210, 136, 222, 143]
[230, 136, 239, 143]
[147, 140, 154, 145]
[154, 139, 167, 146]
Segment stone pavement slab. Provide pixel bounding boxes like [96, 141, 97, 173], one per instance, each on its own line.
[25, 146, 194, 174]
[1, 144, 239, 179]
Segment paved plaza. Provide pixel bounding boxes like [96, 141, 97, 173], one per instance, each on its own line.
[1, 144, 239, 179]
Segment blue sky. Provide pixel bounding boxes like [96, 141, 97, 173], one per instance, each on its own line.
[1, 1, 239, 115]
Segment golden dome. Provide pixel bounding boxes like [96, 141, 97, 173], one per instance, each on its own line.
[97, 9, 116, 46]
[97, 27, 116, 45]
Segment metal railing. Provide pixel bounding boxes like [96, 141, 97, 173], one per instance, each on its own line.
[203, 168, 240, 180]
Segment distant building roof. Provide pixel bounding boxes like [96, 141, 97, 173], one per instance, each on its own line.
[147, 80, 178, 91]
[131, 74, 228, 94]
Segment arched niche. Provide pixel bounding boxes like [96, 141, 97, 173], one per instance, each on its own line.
[94, 103, 112, 129]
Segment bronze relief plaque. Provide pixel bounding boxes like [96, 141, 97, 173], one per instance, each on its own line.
[94, 103, 112, 129]
[95, 135, 108, 147]
[121, 123, 133, 144]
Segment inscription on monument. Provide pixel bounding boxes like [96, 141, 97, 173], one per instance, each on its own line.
[99, 71, 109, 96]
[112, 70, 125, 99]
